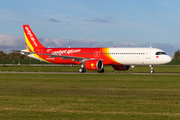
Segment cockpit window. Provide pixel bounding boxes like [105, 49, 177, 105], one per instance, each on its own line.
[155, 52, 167, 55]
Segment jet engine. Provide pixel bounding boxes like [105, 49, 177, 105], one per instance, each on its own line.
[112, 65, 130, 71]
[85, 60, 103, 70]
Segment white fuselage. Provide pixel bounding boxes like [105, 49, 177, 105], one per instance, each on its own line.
[22, 47, 172, 66]
[109, 48, 172, 65]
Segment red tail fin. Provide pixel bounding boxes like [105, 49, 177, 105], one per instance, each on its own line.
[23, 25, 45, 52]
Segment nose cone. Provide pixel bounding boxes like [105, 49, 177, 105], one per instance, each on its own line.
[165, 56, 172, 64]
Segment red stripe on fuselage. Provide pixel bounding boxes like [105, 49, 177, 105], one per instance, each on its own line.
[34, 48, 121, 65]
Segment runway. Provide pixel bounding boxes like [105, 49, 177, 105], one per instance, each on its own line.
[0, 71, 180, 75]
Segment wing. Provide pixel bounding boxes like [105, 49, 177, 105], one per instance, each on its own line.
[11, 50, 89, 62]
[49, 54, 88, 62]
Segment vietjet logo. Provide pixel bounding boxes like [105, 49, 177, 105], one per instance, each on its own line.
[25, 26, 38, 47]
[52, 49, 81, 55]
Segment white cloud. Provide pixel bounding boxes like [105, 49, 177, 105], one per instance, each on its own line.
[118, 42, 138, 47]
[0, 34, 24, 51]
[117, 42, 176, 57]
[39, 38, 111, 48]
[0, 34, 178, 58]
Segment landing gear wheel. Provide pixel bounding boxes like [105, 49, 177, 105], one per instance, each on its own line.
[150, 65, 154, 74]
[150, 70, 154, 73]
[97, 68, 104, 73]
[78, 68, 86, 73]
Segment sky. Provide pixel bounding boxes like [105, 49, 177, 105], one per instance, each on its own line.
[0, 0, 180, 57]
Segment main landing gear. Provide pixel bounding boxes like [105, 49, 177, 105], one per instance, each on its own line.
[78, 64, 104, 73]
[150, 65, 154, 73]
[78, 64, 86, 73]
[78, 68, 86, 73]
[79, 67, 105, 73]
[78, 67, 105, 73]
[97, 68, 104, 73]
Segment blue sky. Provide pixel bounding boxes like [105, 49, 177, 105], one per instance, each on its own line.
[0, 0, 180, 57]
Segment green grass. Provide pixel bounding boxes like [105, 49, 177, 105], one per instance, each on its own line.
[0, 58, 180, 65]
[0, 73, 180, 119]
[0, 59, 49, 64]
[0, 65, 180, 73]
[167, 59, 180, 65]
[0, 58, 179, 65]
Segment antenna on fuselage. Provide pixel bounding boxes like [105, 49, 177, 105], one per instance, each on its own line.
[68, 46, 70, 48]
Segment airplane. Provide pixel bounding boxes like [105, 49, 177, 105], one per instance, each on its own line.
[14, 25, 172, 73]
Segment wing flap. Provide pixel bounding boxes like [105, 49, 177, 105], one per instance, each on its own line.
[73, 58, 85, 61]
[61, 57, 74, 60]
[45, 54, 86, 62]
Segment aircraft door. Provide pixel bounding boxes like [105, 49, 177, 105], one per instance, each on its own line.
[146, 49, 151, 59]
[94, 51, 100, 58]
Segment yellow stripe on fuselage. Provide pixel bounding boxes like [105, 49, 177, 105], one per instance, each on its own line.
[24, 32, 49, 63]
[24, 32, 34, 52]
[102, 48, 120, 64]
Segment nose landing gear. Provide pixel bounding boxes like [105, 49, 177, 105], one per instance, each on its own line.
[150, 65, 154, 73]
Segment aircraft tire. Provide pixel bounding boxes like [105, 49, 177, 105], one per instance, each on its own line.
[79, 68, 86, 73]
[150, 70, 154, 73]
[97, 68, 104, 73]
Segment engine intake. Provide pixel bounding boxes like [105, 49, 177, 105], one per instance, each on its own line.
[112, 65, 130, 71]
[85, 60, 103, 70]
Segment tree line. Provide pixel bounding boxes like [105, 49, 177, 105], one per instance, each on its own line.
[0, 51, 29, 59]
[173, 50, 180, 60]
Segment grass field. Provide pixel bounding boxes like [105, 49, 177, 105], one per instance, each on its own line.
[0, 73, 180, 120]
[1, 58, 180, 65]
[0, 65, 180, 73]
[0, 59, 180, 65]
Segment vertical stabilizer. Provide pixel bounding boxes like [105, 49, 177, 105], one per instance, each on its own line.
[23, 25, 45, 52]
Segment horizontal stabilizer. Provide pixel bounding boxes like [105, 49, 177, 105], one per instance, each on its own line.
[10, 50, 34, 55]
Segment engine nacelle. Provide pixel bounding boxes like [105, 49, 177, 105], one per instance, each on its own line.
[85, 60, 103, 70]
[112, 65, 130, 71]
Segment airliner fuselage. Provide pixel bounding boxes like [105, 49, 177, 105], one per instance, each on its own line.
[18, 25, 172, 73]
[29, 47, 171, 65]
